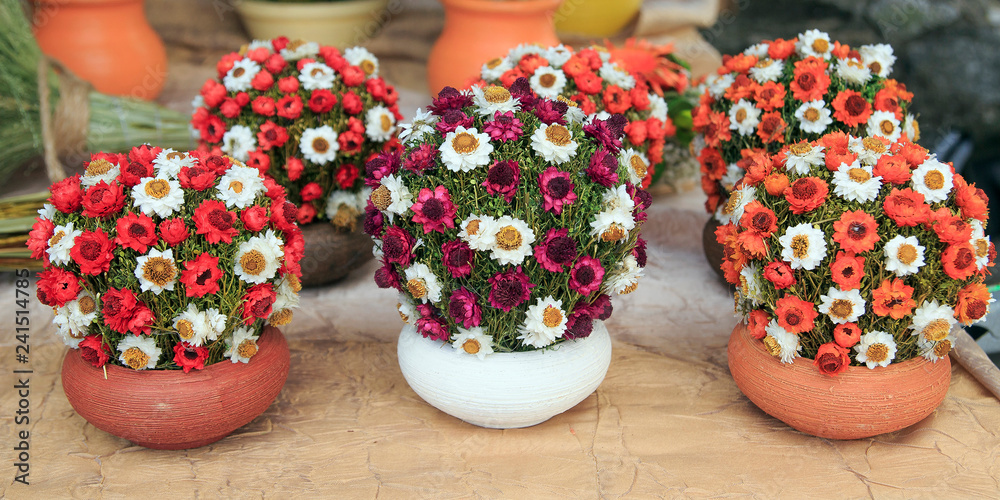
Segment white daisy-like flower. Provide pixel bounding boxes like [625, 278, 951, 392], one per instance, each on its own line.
[779, 223, 827, 270]
[832, 161, 882, 203]
[234, 230, 282, 284]
[481, 55, 513, 80]
[365, 105, 396, 142]
[223, 58, 260, 92]
[749, 58, 784, 83]
[561, 98, 587, 124]
[601, 184, 636, 213]
[131, 176, 184, 217]
[397, 293, 417, 325]
[605, 254, 643, 295]
[46, 221, 81, 266]
[403, 262, 443, 304]
[117, 335, 161, 370]
[53, 314, 85, 348]
[221, 124, 256, 162]
[835, 57, 872, 86]
[531, 123, 578, 164]
[507, 43, 545, 62]
[867, 110, 902, 143]
[908, 300, 956, 343]
[740, 262, 764, 306]
[706, 73, 735, 99]
[728, 98, 761, 136]
[378, 173, 413, 217]
[911, 157, 954, 203]
[52, 290, 98, 347]
[903, 113, 919, 142]
[883, 234, 925, 277]
[81, 157, 121, 188]
[299, 125, 340, 165]
[299, 61, 337, 90]
[859, 43, 896, 78]
[598, 62, 635, 90]
[794, 100, 834, 135]
[172, 303, 219, 346]
[326, 190, 359, 220]
[848, 135, 888, 165]
[398, 107, 438, 145]
[272, 274, 301, 313]
[818, 287, 866, 324]
[216, 164, 266, 209]
[440, 126, 493, 172]
[518, 296, 568, 348]
[797, 29, 833, 59]
[720, 163, 745, 193]
[452, 327, 495, 360]
[246, 39, 275, 52]
[784, 143, 826, 175]
[459, 214, 498, 251]
[471, 85, 521, 116]
[152, 148, 196, 179]
[134, 248, 177, 295]
[225, 327, 260, 364]
[763, 320, 800, 364]
[744, 42, 770, 58]
[917, 328, 955, 362]
[718, 184, 756, 226]
[279, 39, 319, 61]
[584, 110, 612, 126]
[648, 93, 668, 122]
[543, 44, 573, 67]
[970, 220, 992, 270]
[620, 148, 650, 185]
[854, 330, 897, 368]
[488, 215, 535, 265]
[590, 208, 636, 243]
[529, 66, 567, 99]
[344, 46, 379, 76]
[37, 203, 56, 221]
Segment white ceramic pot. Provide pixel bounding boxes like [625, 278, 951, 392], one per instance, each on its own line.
[397, 320, 612, 429]
[235, 0, 390, 48]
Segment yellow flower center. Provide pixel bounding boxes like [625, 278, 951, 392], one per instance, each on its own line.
[240, 249, 268, 276]
[755, 59, 773, 69]
[539, 73, 557, 88]
[397, 303, 409, 323]
[933, 339, 952, 358]
[896, 244, 918, 265]
[310, 67, 326, 78]
[880, 120, 896, 135]
[78, 296, 96, 315]
[142, 257, 176, 287]
[380, 114, 393, 132]
[406, 278, 427, 299]
[803, 108, 820, 122]
[486, 57, 504, 69]
[557, 95, 577, 107]
[601, 224, 626, 242]
[545, 125, 572, 146]
[483, 85, 511, 104]
[85, 159, 114, 176]
[360, 59, 376, 75]
[790, 143, 812, 156]
[69, 330, 86, 339]
[735, 108, 747, 123]
[975, 239, 989, 258]
[791, 234, 810, 259]
[620, 281, 638, 294]
[286, 39, 306, 52]
[312, 137, 330, 154]
[848, 168, 871, 183]
[542, 306, 563, 328]
[122, 347, 150, 370]
[924, 170, 945, 190]
[270, 308, 293, 326]
[287, 274, 302, 293]
[866, 343, 889, 363]
[229, 180, 245, 194]
[176, 319, 195, 340]
[922, 319, 951, 342]
[451, 132, 479, 154]
[238, 339, 259, 359]
[812, 38, 829, 53]
[495, 225, 522, 250]
[370, 185, 392, 210]
[862, 136, 886, 154]
[763, 335, 781, 357]
[829, 299, 854, 320]
[465, 219, 481, 236]
[462, 338, 481, 354]
[144, 179, 171, 199]
[165, 151, 185, 161]
[49, 230, 65, 247]
[722, 190, 742, 216]
[629, 155, 647, 179]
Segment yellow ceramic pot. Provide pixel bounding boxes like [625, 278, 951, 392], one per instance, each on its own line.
[235, 0, 390, 48]
[554, 0, 641, 38]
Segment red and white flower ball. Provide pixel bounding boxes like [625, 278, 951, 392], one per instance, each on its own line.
[367, 79, 649, 355]
[29, 147, 303, 372]
[191, 38, 402, 229]
[720, 133, 994, 375]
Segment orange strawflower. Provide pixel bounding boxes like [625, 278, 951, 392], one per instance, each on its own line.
[871, 278, 916, 319]
[754, 81, 787, 112]
[757, 111, 787, 145]
[775, 294, 818, 334]
[790, 57, 830, 102]
[955, 282, 992, 325]
[832, 210, 880, 254]
[832, 89, 872, 127]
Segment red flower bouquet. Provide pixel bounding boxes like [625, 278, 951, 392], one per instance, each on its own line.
[694, 30, 917, 221]
[192, 38, 401, 229]
[31, 147, 303, 372]
[368, 79, 648, 354]
[722, 133, 993, 373]
[472, 43, 695, 189]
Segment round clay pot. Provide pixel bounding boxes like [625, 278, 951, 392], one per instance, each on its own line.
[397, 320, 612, 429]
[554, 0, 641, 39]
[61, 326, 290, 450]
[727, 322, 951, 440]
[235, 0, 390, 48]
[298, 220, 374, 287]
[427, 0, 562, 94]
[703, 217, 726, 282]
[32, 0, 167, 100]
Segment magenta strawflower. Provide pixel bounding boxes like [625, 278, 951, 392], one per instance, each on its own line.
[483, 111, 524, 142]
[569, 256, 606, 296]
[583, 114, 627, 153]
[533, 228, 578, 272]
[538, 166, 577, 214]
[435, 109, 475, 134]
[403, 144, 438, 173]
[381, 225, 415, 265]
[586, 148, 619, 187]
[533, 99, 568, 125]
[483, 160, 521, 202]
[374, 259, 401, 290]
[410, 185, 457, 234]
[487, 266, 535, 312]
[416, 303, 449, 341]
[448, 288, 483, 328]
[563, 302, 595, 340]
[441, 239, 474, 277]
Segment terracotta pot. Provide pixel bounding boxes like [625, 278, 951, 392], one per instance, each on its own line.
[554, 0, 641, 39]
[32, 0, 167, 100]
[727, 322, 951, 440]
[299, 219, 374, 287]
[427, 0, 562, 95]
[235, 0, 390, 48]
[702, 217, 726, 282]
[397, 320, 612, 428]
[61, 326, 290, 450]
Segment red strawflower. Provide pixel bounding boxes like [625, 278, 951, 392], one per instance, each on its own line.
[80, 181, 125, 218]
[533, 228, 578, 273]
[27, 217, 54, 262]
[953, 175, 989, 222]
[487, 266, 535, 312]
[739, 150, 773, 186]
[956, 282, 991, 325]
[723, 74, 755, 102]
[602, 85, 631, 114]
[257, 121, 289, 151]
[832, 89, 872, 127]
[102, 286, 154, 335]
[266, 54, 287, 75]
[441, 239, 474, 278]
[35, 267, 80, 307]
[484, 111, 524, 142]
[783, 176, 828, 214]
[569, 255, 605, 296]
[250, 69, 273, 91]
[883, 187, 930, 227]
[832, 210, 880, 254]
[574, 71, 603, 95]
[173, 343, 209, 373]
[242, 283, 276, 325]
[482, 160, 520, 202]
[871, 278, 916, 319]
[448, 287, 482, 328]
[337, 130, 364, 155]
[341, 90, 363, 115]
[70, 228, 114, 275]
[382, 225, 415, 266]
[114, 211, 158, 253]
[410, 185, 457, 234]
[277, 75, 299, 93]
[698, 147, 726, 181]
[48, 175, 84, 213]
[763, 261, 796, 290]
[251, 95, 275, 116]
[154, 217, 188, 247]
[341, 65, 365, 87]
[625, 120, 647, 145]
[774, 294, 818, 334]
[336, 163, 360, 189]
[873, 154, 911, 185]
[276, 94, 303, 120]
[193, 199, 239, 244]
[753, 81, 787, 112]
[814, 342, 850, 376]
[874, 87, 902, 119]
[281, 227, 304, 277]
[767, 38, 797, 59]
[790, 57, 830, 102]
[177, 164, 218, 191]
[756, 111, 787, 145]
[702, 110, 732, 149]
[830, 251, 865, 291]
[284, 158, 304, 181]
[296, 203, 317, 225]
[833, 322, 862, 348]
[300, 182, 323, 203]
[764, 172, 790, 196]
[220, 98, 241, 118]
[891, 140, 929, 169]
[200, 114, 226, 143]
[929, 207, 973, 245]
[241, 206, 269, 232]
[308, 89, 337, 113]
[747, 309, 770, 339]
[270, 198, 299, 232]
[942, 242, 978, 280]
[79, 335, 111, 368]
[737, 201, 777, 258]
[245, 149, 270, 175]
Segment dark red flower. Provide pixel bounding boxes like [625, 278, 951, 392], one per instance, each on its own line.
[435, 109, 474, 134]
[337, 130, 364, 155]
[308, 89, 337, 113]
[586, 148, 619, 188]
[533, 228, 578, 273]
[563, 302, 595, 340]
[428, 86, 473, 115]
[276, 94, 303, 120]
[80, 181, 125, 218]
[410, 186, 457, 234]
[102, 287, 154, 335]
[79, 335, 111, 368]
[488, 266, 535, 312]
[814, 342, 850, 376]
[364, 201, 385, 237]
[336, 163, 360, 190]
[173, 343, 209, 373]
[242, 283, 276, 325]
[539, 166, 578, 214]
[569, 255, 605, 296]
[403, 144, 438, 173]
[382, 225, 415, 266]
[763, 261, 796, 290]
[416, 305, 449, 341]
[178, 165, 218, 191]
[35, 267, 80, 307]
[374, 259, 400, 290]
[482, 160, 520, 202]
[113, 212, 157, 253]
[583, 115, 626, 153]
[48, 175, 84, 214]
[70, 228, 114, 275]
[448, 287, 482, 328]
[441, 239, 473, 277]
[270, 198, 299, 232]
[193, 199, 239, 244]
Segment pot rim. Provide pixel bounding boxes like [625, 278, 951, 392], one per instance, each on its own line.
[235, 0, 389, 17]
[438, 0, 562, 15]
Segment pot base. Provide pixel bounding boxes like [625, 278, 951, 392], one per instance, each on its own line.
[299, 220, 374, 287]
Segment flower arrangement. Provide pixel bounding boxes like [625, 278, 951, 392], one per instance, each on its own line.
[694, 30, 917, 221]
[473, 42, 694, 188]
[721, 133, 994, 375]
[367, 79, 649, 354]
[192, 37, 401, 229]
[29, 146, 304, 371]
